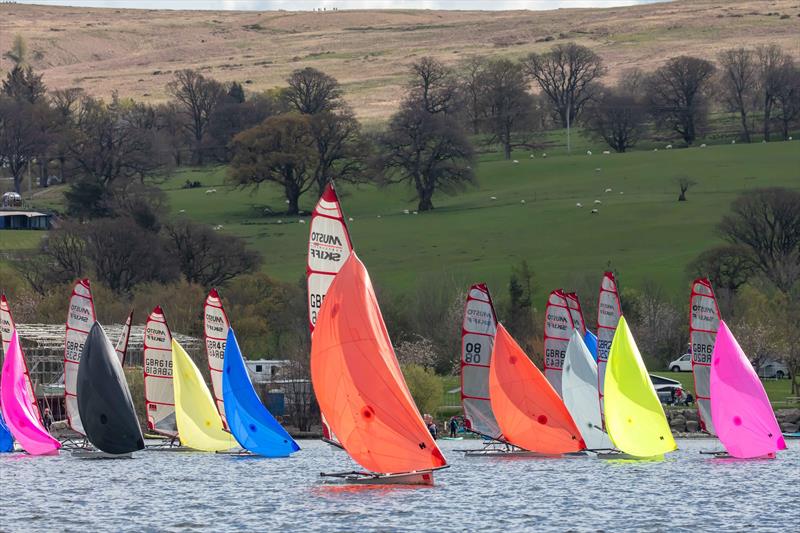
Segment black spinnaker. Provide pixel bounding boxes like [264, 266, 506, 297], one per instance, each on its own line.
[77, 323, 145, 454]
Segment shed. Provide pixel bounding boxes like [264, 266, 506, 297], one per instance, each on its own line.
[0, 210, 52, 230]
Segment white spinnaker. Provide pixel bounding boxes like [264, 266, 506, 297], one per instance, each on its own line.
[204, 289, 229, 429]
[565, 292, 587, 337]
[307, 182, 353, 445]
[690, 278, 720, 435]
[64, 279, 96, 434]
[461, 283, 501, 439]
[596, 272, 621, 421]
[1, 294, 41, 423]
[543, 290, 575, 397]
[143, 306, 177, 437]
[114, 309, 134, 366]
[563, 330, 613, 450]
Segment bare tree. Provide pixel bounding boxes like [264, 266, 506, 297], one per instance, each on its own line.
[479, 58, 537, 160]
[774, 65, 800, 141]
[717, 48, 758, 143]
[166, 69, 225, 164]
[374, 102, 475, 211]
[756, 45, 794, 142]
[408, 57, 458, 115]
[285, 67, 342, 114]
[228, 114, 317, 215]
[675, 176, 697, 201]
[718, 188, 800, 292]
[646, 56, 716, 145]
[686, 245, 755, 315]
[457, 56, 488, 134]
[585, 88, 646, 153]
[523, 42, 605, 128]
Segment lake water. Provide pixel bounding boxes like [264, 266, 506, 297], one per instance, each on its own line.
[14, 1, 668, 12]
[0, 438, 796, 532]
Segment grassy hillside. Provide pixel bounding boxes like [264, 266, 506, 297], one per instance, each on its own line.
[22, 141, 797, 304]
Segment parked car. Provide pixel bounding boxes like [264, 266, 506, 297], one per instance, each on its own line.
[668, 353, 692, 372]
[650, 374, 686, 404]
[756, 359, 790, 379]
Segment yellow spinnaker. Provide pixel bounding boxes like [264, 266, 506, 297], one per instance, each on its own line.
[604, 317, 676, 458]
[172, 339, 235, 452]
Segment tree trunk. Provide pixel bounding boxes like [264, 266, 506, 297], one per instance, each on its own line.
[763, 97, 772, 141]
[417, 182, 434, 211]
[285, 182, 300, 215]
[503, 141, 512, 160]
[739, 110, 751, 143]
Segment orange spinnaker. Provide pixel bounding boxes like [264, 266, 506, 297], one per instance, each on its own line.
[310, 253, 446, 474]
[489, 324, 586, 454]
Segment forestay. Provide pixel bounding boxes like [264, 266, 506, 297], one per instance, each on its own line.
[596, 272, 621, 421]
[204, 289, 229, 429]
[562, 330, 613, 450]
[1, 295, 41, 423]
[143, 307, 177, 437]
[689, 278, 720, 435]
[114, 310, 134, 366]
[460, 283, 501, 439]
[63, 279, 96, 435]
[543, 290, 575, 397]
[310, 254, 446, 474]
[307, 182, 353, 446]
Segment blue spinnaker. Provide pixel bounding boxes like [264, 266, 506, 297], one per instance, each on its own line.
[222, 329, 299, 457]
[584, 330, 598, 362]
[0, 412, 13, 452]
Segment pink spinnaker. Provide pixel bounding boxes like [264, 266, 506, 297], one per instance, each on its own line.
[0, 331, 61, 455]
[710, 321, 786, 459]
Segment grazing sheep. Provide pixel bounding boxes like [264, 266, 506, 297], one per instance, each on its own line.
[348, 217, 354, 222]
[576, 203, 583, 208]
[542, 153, 547, 158]
[605, 188, 612, 193]
[594, 199, 602, 204]
[285, 199, 290, 204]
[377, 215, 381, 218]
[530, 154, 535, 159]
[520, 199, 526, 204]
[595, 168, 602, 173]
[587, 150, 592, 155]
[789, 136, 793, 141]
[591, 209, 599, 214]
[213, 225, 224, 230]
[666, 144, 673, 149]
[513, 160, 519, 164]
[490, 196, 497, 200]
[179, 209, 186, 213]
[700, 143, 707, 148]
[602, 150, 610, 155]
[412, 211, 418, 215]
[620, 191, 624, 195]
[299, 219, 306, 224]
[762, 139, 767, 143]
[277, 220, 283, 224]
[653, 148, 659, 152]
[731, 139, 736, 144]
[403, 209, 410, 214]
[205, 189, 217, 194]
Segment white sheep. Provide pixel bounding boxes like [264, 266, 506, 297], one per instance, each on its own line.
[576, 202, 583, 208]
[277, 220, 283, 224]
[595, 168, 602, 173]
[403, 209, 410, 215]
[205, 189, 217, 194]
[490, 196, 497, 200]
[587, 150, 592, 156]
[513, 160, 519, 164]
[542, 153, 547, 158]
[377, 215, 381, 218]
[299, 219, 306, 224]
[529, 154, 535, 159]
[602, 150, 610, 155]
[653, 148, 659, 152]
[619, 191, 624, 195]
[285, 199, 290, 204]
[412, 211, 418, 215]
[762, 139, 767, 144]
[594, 199, 602, 204]
[789, 136, 793, 141]
[348, 217, 354, 222]
[666, 144, 673, 149]
[591, 208, 599, 214]
[605, 188, 612, 193]
[179, 209, 186, 213]
[700, 143, 707, 148]
[213, 224, 223, 230]
[520, 199, 526, 204]
[731, 140, 736, 144]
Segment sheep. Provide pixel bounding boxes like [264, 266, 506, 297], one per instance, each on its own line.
[602, 150, 611, 155]
[299, 219, 306, 224]
[591, 209, 599, 214]
[542, 153, 547, 158]
[619, 191, 624, 195]
[403, 209, 410, 215]
[277, 220, 283, 224]
[595, 168, 602, 173]
[520, 199, 526, 204]
[700, 143, 707, 148]
[178, 209, 186, 213]
[605, 188, 612, 193]
[666, 144, 673, 149]
[529, 154, 535, 159]
[731, 140, 736, 144]
[576, 202, 583, 208]
[490, 196, 497, 200]
[205, 189, 217, 194]
[653, 148, 659, 152]
[412, 211, 418, 215]
[513, 160, 519, 164]
[285, 199, 290, 204]
[348, 217, 354, 222]
[762, 139, 767, 143]
[587, 150, 592, 156]
[377, 215, 381, 218]
[594, 199, 602, 205]
[213, 224, 224, 230]
[789, 136, 793, 141]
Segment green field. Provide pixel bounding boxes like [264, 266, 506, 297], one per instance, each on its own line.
[11, 141, 800, 304]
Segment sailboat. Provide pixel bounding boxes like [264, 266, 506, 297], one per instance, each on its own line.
[0, 413, 12, 453]
[689, 278, 720, 435]
[460, 283, 501, 441]
[562, 330, 614, 450]
[223, 328, 300, 457]
[172, 339, 235, 452]
[1, 294, 42, 425]
[143, 306, 178, 440]
[565, 292, 586, 337]
[603, 317, 676, 459]
[63, 279, 96, 438]
[710, 321, 786, 459]
[583, 330, 598, 360]
[307, 181, 353, 449]
[114, 309, 134, 366]
[543, 290, 576, 397]
[76, 323, 145, 457]
[204, 289, 229, 429]
[311, 253, 447, 485]
[1, 331, 61, 455]
[596, 272, 622, 422]
[489, 324, 586, 456]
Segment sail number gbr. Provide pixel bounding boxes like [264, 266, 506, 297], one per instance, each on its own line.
[309, 292, 325, 325]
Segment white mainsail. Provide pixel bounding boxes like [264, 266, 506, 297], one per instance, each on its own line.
[563, 329, 613, 450]
[204, 289, 229, 429]
[596, 272, 621, 421]
[143, 306, 177, 437]
[543, 289, 576, 397]
[0, 294, 41, 423]
[460, 283, 501, 439]
[114, 309, 134, 366]
[307, 182, 353, 445]
[689, 278, 720, 435]
[63, 279, 96, 435]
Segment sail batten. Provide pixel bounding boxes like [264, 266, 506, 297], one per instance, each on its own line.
[460, 284, 501, 439]
[689, 278, 720, 435]
[143, 307, 177, 437]
[63, 279, 97, 435]
[311, 253, 446, 474]
[204, 289, 229, 429]
[543, 290, 575, 397]
[307, 182, 354, 446]
[490, 324, 585, 454]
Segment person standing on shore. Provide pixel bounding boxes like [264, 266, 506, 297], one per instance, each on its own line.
[43, 407, 54, 434]
[449, 416, 458, 438]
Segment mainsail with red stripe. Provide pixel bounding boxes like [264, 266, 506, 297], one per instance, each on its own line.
[307, 182, 353, 445]
[1, 294, 41, 423]
[543, 290, 575, 397]
[689, 278, 720, 435]
[460, 284, 501, 439]
[204, 289, 229, 429]
[143, 306, 177, 436]
[114, 309, 134, 366]
[63, 279, 96, 434]
[596, 272, 621, 420]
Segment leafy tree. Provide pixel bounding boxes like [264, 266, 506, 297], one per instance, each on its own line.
[229, 113, 317, 215]
[0, 96, 51, 193]
[675, 176, 697, 202]
[2, 66, 46, 104]
[507, 260, 535, 352]
[402, 364, 443, 415]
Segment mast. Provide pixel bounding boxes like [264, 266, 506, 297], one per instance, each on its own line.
[460, 284, 501, 439]
[204, 289, 229, 429]
[689, 278, 720, 435]
[543, 290, 576, 397]
[63, 279, 96, 435]
[114, 309, 134, 366]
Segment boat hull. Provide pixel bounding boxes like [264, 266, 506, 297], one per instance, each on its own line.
[320, 469, 442, 486]
[72, 449, 133, 459]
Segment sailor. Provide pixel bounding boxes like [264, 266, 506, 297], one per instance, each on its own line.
[43, 407, 55, 434]
[449, 416, 458, 438]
